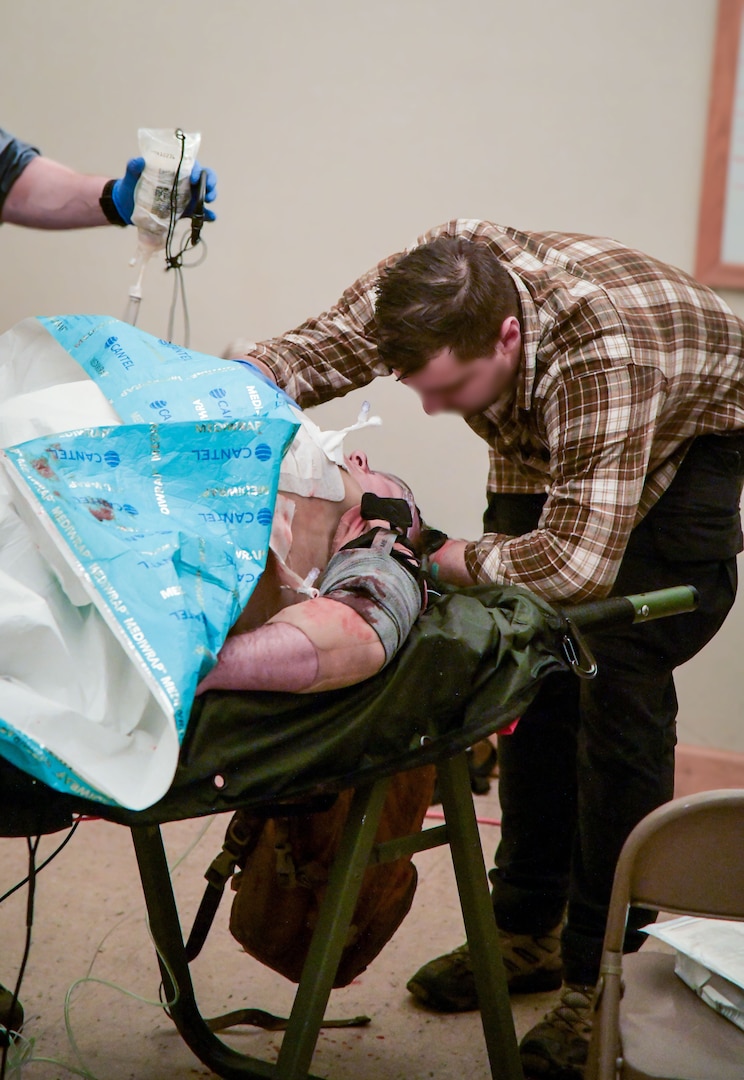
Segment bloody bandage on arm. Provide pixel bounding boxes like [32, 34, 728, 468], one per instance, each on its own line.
[317, 545, 423, 666]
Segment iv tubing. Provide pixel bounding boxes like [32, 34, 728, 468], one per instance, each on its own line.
[124, 249, 151, 326]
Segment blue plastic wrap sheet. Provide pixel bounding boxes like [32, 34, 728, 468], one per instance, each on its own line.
[0, 316, 298, 809]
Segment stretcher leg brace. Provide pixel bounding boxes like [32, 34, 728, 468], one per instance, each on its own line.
[131, 750, 522, 1080]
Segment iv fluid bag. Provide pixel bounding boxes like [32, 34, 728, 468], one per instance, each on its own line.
[132, 128, 200, 250]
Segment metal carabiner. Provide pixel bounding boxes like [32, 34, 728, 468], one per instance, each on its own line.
[561, 619, 598, 679]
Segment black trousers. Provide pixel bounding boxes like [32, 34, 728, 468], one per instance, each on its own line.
[486, 432, 744, 986]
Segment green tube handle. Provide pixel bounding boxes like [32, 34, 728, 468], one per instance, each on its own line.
[562, 585, 699, 632]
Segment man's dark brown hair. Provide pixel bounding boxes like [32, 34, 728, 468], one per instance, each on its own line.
[374, 235, 520, 376]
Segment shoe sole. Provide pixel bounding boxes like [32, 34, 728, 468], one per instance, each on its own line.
[406, 978, 480, 1012]
[407, 966, 563, 1012]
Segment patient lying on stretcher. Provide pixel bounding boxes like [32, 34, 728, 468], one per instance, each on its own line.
[196, 426, 424, 697]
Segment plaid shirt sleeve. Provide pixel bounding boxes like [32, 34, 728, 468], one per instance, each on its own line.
[465, 361, 671, 601]
[237, 223, 469, 405]
[242, 260, 398, 408]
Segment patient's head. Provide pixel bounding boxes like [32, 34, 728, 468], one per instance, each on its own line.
[333, 449, 422, 552]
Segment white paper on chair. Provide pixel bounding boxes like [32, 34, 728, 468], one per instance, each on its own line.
[643, 916, 744, 1031]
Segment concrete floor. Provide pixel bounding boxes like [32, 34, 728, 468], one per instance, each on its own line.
[0, 768, 560, 1080]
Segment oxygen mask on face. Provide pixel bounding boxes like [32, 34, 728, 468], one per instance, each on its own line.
[125, 127, 201, 334]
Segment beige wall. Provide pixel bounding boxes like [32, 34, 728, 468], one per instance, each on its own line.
[1, 0, 741, 750]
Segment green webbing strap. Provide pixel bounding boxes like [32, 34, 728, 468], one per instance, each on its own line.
[206, 1008, 370, 1033]
[185, 812, 262, 962]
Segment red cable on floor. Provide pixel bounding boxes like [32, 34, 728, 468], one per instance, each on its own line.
[425, 810, 501, 827]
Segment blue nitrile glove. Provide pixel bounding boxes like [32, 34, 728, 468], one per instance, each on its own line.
[110, 158, 217, 226]
[110, 156, 145, 225]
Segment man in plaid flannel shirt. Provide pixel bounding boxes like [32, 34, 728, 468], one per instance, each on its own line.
[232, 220, 744, 1078]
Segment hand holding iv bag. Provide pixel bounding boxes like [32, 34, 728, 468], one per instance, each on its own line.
[131, 127, 201, 251]
[120, 127, 213, 336]
[111, 144, 216, 232]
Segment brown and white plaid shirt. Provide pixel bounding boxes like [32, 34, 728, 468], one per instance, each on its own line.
[243, 220, 744, 601]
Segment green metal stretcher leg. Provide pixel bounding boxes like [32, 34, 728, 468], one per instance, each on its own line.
[131, 758, 522, 1079]
[131, 780, 393, 1080]
[275, 777, 392, 1079]
[437, 752, 525, 1080]
[131, 822, 295, 1079]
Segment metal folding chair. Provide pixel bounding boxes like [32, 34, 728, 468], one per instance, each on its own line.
[587, 788, 744, 1080]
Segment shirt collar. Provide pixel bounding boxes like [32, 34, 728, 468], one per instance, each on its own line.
[509, 270, 540, 409]
[482, 269, 539, 423]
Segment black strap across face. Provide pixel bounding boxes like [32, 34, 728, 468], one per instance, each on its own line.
[359, 492, 412, 533]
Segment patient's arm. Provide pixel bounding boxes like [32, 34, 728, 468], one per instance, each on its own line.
[195, 596, 385, 696]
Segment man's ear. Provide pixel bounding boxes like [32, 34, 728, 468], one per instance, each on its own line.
[499, 315, 522, 355]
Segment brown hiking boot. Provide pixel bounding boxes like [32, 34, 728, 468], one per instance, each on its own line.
[406, 924, 563, 1012]
[519, 982, 594, 1078]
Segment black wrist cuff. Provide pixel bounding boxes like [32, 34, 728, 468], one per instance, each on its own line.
[99, 179, 127, 226]
[421, 526, 449, 556]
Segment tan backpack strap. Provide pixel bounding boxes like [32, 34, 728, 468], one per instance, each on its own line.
[272, 818, 297, 888]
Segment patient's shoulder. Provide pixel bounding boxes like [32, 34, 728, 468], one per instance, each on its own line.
[230, 551, 303, 634]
